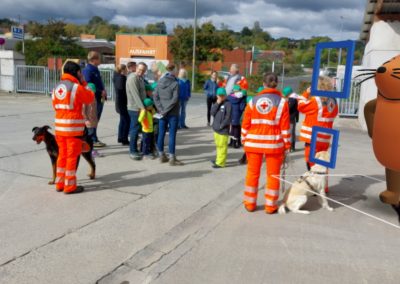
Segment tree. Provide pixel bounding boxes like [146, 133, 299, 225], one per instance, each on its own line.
[145, 22, 167, 34]
[64, 23, 82, 38]
[16, 20, 86, 65]
[241, 26, 252, 37]
[169, 22, 234, 67]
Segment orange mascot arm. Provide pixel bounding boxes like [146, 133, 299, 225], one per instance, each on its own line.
[364, 98, 377, 138]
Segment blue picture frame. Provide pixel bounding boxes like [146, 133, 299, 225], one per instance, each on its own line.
[309, 126, 340, 169]
[311, 40, 356, 99]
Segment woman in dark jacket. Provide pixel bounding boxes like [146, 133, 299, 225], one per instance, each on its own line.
[203, 71, 218, 126]
[113, 64, 130, 145]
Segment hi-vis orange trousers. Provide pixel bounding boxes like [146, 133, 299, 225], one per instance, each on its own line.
[55, 136, 82, 193]
[244, 152, 284, 213]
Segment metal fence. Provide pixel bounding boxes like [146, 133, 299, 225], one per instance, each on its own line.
[337, 79, 361, 117]
[15, 65, 115, 100]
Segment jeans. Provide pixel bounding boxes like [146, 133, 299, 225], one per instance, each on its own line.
[179, 99, 188, 128]
[128, 110, 140, 154]
[118, 109, 130, 142]
[157, 114, 178, 156]
[88, 97, 104, 142]
[142, 132, 154, 156]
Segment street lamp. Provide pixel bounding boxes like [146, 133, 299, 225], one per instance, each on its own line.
[337, 16, 344, 66]
[192, 0, 197, 91]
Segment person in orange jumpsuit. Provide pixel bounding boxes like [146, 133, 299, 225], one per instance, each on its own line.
[52, 61, 94, 194]
[298, 76, 338, 171]
[241, 73, 291, 214]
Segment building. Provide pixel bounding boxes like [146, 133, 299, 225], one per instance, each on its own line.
[358, 0, 400, 129]
[77, 38, 115, 64]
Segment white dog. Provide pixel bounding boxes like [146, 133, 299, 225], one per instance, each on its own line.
[278, 151, 334, 214]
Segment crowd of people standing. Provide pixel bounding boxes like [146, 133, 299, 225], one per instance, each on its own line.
[52, 52, 338, 209]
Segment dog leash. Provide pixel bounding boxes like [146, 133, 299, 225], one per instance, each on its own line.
[273, 175, 400, 230]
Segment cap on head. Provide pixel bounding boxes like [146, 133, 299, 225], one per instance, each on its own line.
[87, 83, 96, 93]
[216, 88, 227, 96]
[143, 98, 154, 107]
[282, 86, 293, 97]
[233, 85, 241, 92]
[256, 86, 264, 93]
[145, 83, 154, 91]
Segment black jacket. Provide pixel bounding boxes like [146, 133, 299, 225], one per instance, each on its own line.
[211, 100, 232, 135]
[113, 72, 127, 114]
[154, 73, 180, 116]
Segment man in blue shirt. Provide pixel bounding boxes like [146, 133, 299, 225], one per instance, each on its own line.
[82, 51, 107, 148]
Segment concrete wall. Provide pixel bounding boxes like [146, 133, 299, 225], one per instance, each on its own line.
[359, 21, 400, 130]
[0, 50, 25, 92]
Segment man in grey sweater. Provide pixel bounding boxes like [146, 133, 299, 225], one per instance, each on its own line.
[153, 63, 183, 166]
[126, 62, 147, 160]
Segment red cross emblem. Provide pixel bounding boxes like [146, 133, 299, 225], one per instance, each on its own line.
[55, 84, 67, 100]
[256, 98, 273, 114]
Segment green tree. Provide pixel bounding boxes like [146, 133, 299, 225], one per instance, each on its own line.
[145, 22, 167, 34]
[17, 20, 86, 65]
[169, 22, 234, 66]
[64, 23, 82, 38]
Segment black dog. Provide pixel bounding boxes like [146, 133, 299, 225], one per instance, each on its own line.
[32, 125, 96, 184]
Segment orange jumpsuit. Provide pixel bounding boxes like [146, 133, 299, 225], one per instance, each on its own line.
[241, 88, 291, 213]
[52, 74, 94, 193]
[298, 94, 338, 166]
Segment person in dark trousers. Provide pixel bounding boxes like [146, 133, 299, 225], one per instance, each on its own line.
[227, 85, 247, 148]
[204, 71, 218, 126]
[211, 88, 232, 168]
[177, 68, 191, 129]
[282, 86, 299, 152]
[153, 63, 184, 166]
[82, 51, 107, 148]
[113, 64, 130, 145]
[126, 62, 147, 160]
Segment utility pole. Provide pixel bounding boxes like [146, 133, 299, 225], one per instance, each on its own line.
[337, 16, 344, 66]
[191, 0, 197, 91]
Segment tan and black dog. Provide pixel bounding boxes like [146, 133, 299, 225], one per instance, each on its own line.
[32, 125, 96, 184]
[360, 55, 400, 220]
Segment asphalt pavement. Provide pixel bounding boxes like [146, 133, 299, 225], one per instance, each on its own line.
[0, 93, 399, 284]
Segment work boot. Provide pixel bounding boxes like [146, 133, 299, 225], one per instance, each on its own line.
[234, 140, 240, 149]
[228, 138, 234, 148]
[238, 154, 247, 165]
[64, 186, 85, 194]
[244, 203, 256, 212]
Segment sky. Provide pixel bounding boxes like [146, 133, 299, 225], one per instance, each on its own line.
[1, 0, 367, 40]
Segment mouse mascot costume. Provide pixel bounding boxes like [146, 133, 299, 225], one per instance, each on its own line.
[52, 61, 94, 194]
[363, 55, 400, 220]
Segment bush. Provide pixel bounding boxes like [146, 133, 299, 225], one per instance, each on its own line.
[247, 74, 263, 92]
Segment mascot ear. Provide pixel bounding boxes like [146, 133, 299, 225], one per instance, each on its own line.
[43, 125, 51, 131]
[32, 127, 39, 132]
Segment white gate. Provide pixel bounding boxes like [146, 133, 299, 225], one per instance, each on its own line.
[15, 65, 48, 94]
[15, 65, 115, 100]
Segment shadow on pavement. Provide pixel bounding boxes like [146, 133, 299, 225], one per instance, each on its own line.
[83, 170, 212, 193]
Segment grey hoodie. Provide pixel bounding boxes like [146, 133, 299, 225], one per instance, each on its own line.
[153, 73, 180, 116]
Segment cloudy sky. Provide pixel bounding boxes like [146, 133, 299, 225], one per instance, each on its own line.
[1, 0, 367, 40]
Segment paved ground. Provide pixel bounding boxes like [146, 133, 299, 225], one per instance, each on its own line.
[0, 93, 399, 284]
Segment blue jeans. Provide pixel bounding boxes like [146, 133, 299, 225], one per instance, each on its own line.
[178, 99, 188, 128]
[157, 115, 178, 156]
[88, 97, 104, 142]
[118, 109, 130, 142]
[142, 132, 154, 156]
[128, 110, 140, 154]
